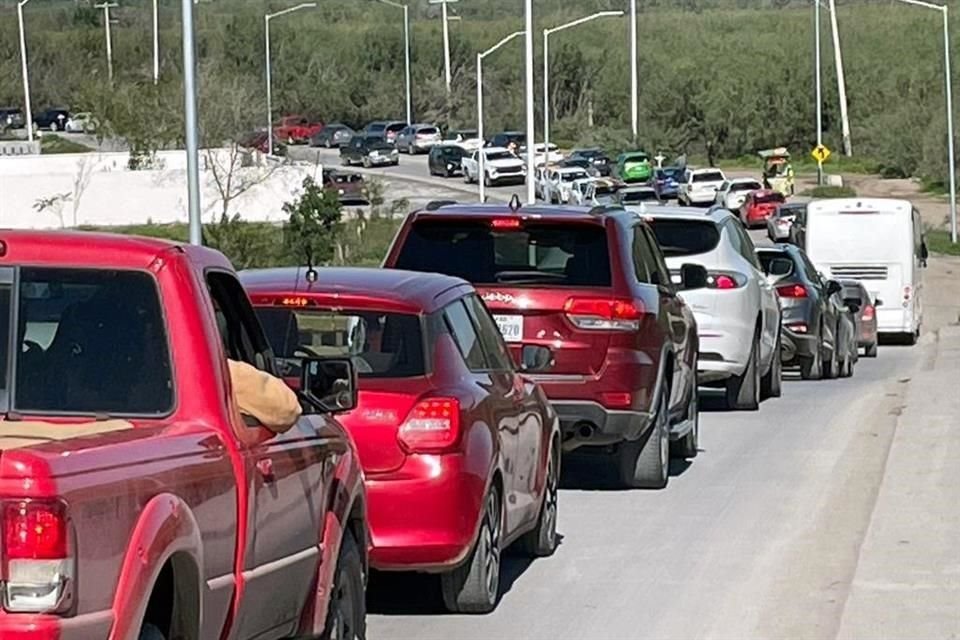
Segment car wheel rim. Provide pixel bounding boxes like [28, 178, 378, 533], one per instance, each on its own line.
[482, 494, 501, 602]
[543, 451, 559, 543]
[331, 565, 355, 640]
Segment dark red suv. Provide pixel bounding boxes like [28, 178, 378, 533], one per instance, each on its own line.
[384, 201, 706, 489]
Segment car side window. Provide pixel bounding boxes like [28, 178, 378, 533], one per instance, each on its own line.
[798, 252, 822, 285]
[463, 295, 514, 371]
[642, 226, 673, 287]
[631, 225, 653, 284]
[206, 271, 276, 375]
[443, 300, 488, 371]
[732, 221, 762, 269]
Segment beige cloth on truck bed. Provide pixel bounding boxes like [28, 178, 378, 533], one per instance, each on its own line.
[228, 360, 302, 434]
[0, 419, 133, 450]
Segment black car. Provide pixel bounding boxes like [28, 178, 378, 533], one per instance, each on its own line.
[756, 244, 850, 380]
[340, 135, 399, 167]
[33, 108, 70, 132]
[560, 157, 600, 177]
[569, 148, 612, 177]
[428, 144, 468, 177]
[363, 120, 407, 144]
[444, 128, 478, 142]
[0, 107, 25, 130]
[310, 123, 356, 148]
[490, 131, 525, 150]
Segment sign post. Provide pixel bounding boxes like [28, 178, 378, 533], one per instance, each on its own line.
[811, 143, 831, 180]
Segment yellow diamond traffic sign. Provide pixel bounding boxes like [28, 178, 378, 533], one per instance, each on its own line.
[811, 143, 831, 164]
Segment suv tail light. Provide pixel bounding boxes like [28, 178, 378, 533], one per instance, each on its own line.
[397, 398, 461, 453]
[563, 297, 642, 331]
[706, 271, 747, 290]
[776, 283, 808, 298]
[861, 304, 875, 321]
[2, 500, 74, 613]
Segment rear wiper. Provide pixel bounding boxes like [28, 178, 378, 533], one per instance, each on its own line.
[494, 270, 568, 283]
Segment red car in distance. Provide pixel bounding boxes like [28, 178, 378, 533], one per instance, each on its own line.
[241, 267, 561, 614]
[741, 189, 787, 228]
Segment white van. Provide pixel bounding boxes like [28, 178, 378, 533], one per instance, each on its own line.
[802, 198, 928, 343]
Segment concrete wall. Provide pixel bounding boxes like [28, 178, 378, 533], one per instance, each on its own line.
[0, 148, 318, 229]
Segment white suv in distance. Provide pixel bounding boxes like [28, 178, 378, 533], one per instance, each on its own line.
[542, 166, 591, 204]
[641, 206, 782, 410]
[714, 177, 764, 212]
[679, 168, 727, 207]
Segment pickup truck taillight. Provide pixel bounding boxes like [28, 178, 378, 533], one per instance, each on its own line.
[2, 500, 74, 613]
[397, 398, 461, 453]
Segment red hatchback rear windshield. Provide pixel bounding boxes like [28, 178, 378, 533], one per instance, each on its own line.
[394, 219, 612, 287]
[255, 307, 424, 378]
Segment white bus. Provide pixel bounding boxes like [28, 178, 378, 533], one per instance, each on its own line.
[802, 197, 928, 344]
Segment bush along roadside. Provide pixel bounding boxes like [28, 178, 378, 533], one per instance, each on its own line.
[802, 185, 858, 199]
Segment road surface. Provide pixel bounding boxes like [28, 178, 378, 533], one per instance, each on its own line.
[365, 344, 923, 639]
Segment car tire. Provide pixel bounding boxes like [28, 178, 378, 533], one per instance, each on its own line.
[864, 342, 878, 358]
[49, 121, 59, 132]
[320, 532, 366, 640]
[617, 382, 670, 489]
[671, 371, 699, 459]
[325, 139, 332, 148]
[799, 333, 824, 380]
[520, 443, 559, 557]
[725, 333, 760, 411]
[484, 174, 491, 188]
[823, 334, 839, 379]
[362, 157, 371, 168]
[760, 330, 783, 399]
[441, 489, 502, 614]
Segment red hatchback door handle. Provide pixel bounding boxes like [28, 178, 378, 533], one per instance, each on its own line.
[257, 458, 275, 482]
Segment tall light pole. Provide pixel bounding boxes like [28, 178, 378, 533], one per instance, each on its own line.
[17, 0, 34, 144]
[265, 3, 317, 158]
[893, 0, 956, 242]
[378, 0, 412, 124]
[477, 30, 524, 203]
[96, 3, 118, 83]
[824, 0, 852, 156]
[630, 0, 638, 143]
[814, 0, 823, 185]
[524, 0, 535, 204]
[152, 0, 159, 84]
[182, 0, 202, 244]
[543, 11, 623, 155]
[429, 0, 457, 94]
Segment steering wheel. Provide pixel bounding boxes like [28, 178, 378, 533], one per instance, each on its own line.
[294, 345, 322, 358]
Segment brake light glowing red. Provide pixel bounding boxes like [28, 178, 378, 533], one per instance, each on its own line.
[3, 501, 68, 560]
[714, 275, 738, 289]
[776, 284, 808, 298]
[279, 296, 310, 307]
[397, 398, 461, 453]
[861, 304, 875, 321]
[563, 297, 641, 319]
[490, 217, 522, 229]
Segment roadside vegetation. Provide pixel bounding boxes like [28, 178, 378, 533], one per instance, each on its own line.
[924, 229, 960, 256]
[802, 185, 858, 198]
[0, 0, 956, 190]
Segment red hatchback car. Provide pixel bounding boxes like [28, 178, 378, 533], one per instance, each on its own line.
[741, 189, 787, 228]
[240, 267, 561, 614]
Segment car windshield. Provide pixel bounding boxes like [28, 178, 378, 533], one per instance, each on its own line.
[387, 123, 406, 132]
[648, 219, 722, 257]
[394, 220, 612, 287]
[255, 307, 424, 379]
[732, 181, 762, 192]
[624, 155, 648, 164]
[756, 251, 795, 277]
[756, 192, 787, 204]
[693, 171, 725, 183]
[658, 167, 683, 179]
[621, 190, 657, 202]
[367, 123, 386, 132]
[485, 151, 514, 161]
[416, 127, 438, 135]
[561, 171, 588, 182]
[0, 267, 173, 416]
[438, 146, 464, 157]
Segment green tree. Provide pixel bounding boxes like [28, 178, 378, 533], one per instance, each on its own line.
[283, 177, 343, 267]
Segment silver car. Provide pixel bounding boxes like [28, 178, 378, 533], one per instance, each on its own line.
[395, 124, 442, 154]
[767, 202, 805, 243]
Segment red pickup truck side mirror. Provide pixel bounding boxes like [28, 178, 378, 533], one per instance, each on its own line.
[301, 358, 358, 414]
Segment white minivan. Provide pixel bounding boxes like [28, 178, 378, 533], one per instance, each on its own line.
[801, 198, 928, 344]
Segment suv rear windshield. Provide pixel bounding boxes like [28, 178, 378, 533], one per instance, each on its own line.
[647, 219, 721, 257]
[394, 220, 612, 286]
[620, 190, 657, 202]
[756, 192, 786, 204]
[416, 127, 439, 135]
[255, 307, 424, 378]
[693, 171, 725, 183]
[8, 267, 173, 416]
[756, 251, 796, 277]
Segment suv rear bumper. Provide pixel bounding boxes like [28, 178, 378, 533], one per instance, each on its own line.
[552, 401, 651, 452]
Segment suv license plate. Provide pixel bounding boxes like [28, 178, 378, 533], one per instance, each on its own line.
[494, 315, 523, 342]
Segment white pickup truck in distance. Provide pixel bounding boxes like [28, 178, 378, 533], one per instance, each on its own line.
[462, 146, 527, 187]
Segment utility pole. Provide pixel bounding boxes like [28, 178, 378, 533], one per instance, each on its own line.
[524, 0, 535, 204]
[152, 0, 159, 84]
[814, 0, 823, 185]
[477, 30, 525, 203]
[630, 0, 638, 143]
[95, 2, 118, 83]
[825, 0, 852, 156]
[181, 0, 202, 244]
[429, 0, 458, 94]
[17, 0, 34, 144]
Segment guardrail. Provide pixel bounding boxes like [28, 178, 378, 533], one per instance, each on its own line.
[0, 140, 41, 156]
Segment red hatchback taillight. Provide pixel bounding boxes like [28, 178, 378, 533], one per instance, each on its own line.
[563, 297, 642, 331]
[706, 271, 747, 290]
[2, 499, 74, 613]
[861, 304, 875, 321]
[776, 284, 808, 298]
[397, 398, 461, 453]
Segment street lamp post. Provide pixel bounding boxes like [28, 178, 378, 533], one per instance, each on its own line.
[630, 0, 637, 143]
[17, 0, 34, 144]
[476, 30, 524, 203]
[814, 0, 823, 185]
[182, 0, 202, 244]
[153, 0, 159, 84]
[893, 0, 956, 242]
[95, 3, 119, 82]
[429, 0, 458, 94]
[824, 0, 852, 156]
[378, 0, 412, 124]
[265, 3, 317, 159]
[543, 11, 623, 155]
[524, 0, 535, 204]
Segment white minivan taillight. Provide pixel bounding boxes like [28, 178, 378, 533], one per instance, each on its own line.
[2, 500, 74, 613]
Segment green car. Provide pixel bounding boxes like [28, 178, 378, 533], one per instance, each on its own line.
[616, 151, 653, 183]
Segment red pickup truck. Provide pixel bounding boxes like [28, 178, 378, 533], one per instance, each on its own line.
[0, 231, 367, 640]
[274, 115, 324, 145]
